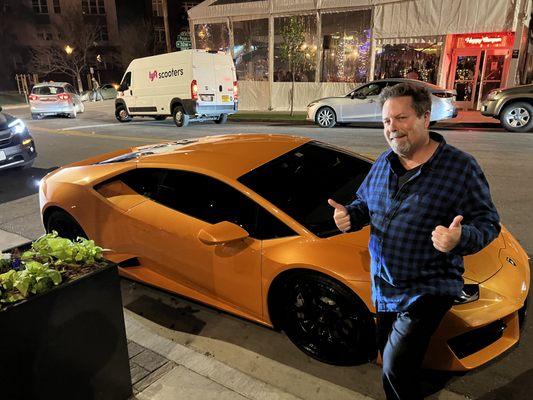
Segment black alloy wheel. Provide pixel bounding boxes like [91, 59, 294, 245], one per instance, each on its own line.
[46, 210, 87, 241]
[173, 106, 189, 127]
[279, 273, 376, 365]
[115, 105, 132, 122]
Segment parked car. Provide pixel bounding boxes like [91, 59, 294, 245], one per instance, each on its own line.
[29, 82, 84, 119]
[307, 78, 457, 128]
[39, 134, 529, 370]
[0, 106, 37, 170]
[481, 84, 533, 132]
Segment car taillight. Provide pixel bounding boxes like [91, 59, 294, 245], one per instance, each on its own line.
[29, 94, 38, 101]
[433, 92, 454, 98]
[233, 81, 238, 101]
[191, 80, 198, 101]
[57, 93, 70, 101]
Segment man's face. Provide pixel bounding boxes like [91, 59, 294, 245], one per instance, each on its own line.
[382, 96, 430, 158]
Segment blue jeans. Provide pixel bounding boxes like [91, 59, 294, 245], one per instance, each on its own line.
[376, 295, 454, 400]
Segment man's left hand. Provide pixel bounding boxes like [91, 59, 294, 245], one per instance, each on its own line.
[431, 216, 463, 253]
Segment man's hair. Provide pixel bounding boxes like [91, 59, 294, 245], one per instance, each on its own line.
[378, 83, 432, 117]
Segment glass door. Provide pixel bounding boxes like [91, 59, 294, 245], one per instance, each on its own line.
[477, 49, 510, 108]
[450, 50, 481, 109]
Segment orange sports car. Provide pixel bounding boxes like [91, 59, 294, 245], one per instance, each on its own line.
[39, 134, 530, 370]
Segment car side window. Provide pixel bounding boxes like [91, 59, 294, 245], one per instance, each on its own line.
[119, 168, 166, 199]
[121, 72, 132, 88]
[355, 82, 385, 97]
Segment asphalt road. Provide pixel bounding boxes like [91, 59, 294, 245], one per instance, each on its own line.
[1, 100, 532, 400]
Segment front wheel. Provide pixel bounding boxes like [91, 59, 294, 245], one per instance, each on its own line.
[500, 102, 533, 132]
[115, 105, 132, 122]
[173, 106, 189, 127]
[45, 210, 87, 241]
[278, 273, 376, 365]
[315, 107, 337, 128]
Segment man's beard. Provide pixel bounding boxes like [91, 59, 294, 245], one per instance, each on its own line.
[388, 133, 412, 157]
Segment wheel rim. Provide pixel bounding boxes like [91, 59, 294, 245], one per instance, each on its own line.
[175, 111, 183, 124]
[119, 109, 128, 120]
[506, 107, 530, 128]
[283, 278, 370, 363]
[317, 109, 334, 127]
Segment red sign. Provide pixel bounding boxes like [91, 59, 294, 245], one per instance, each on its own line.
[455, 32, 513, 49]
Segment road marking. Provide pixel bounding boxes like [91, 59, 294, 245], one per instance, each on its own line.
[30, 125, 163, 143]
[59, 121, 170, 131]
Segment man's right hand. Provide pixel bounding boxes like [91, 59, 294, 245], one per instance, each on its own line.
[328, 199, 351, 232]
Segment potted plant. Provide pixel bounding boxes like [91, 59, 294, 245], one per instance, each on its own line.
[0, 233, 132, 400]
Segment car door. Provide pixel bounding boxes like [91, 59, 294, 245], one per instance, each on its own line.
[124, 168, 264, 317]
[118, 71, 136, 111]
[341, 82, 387, 122]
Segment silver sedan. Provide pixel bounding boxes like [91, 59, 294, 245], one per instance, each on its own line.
[29, 82, 85, 119]
[307, 79, 457, 128]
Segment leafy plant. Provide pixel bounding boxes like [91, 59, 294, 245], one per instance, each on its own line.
[0, 232, 105, 308]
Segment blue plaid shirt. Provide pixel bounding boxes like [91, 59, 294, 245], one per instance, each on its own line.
[346, 132, 500, 312]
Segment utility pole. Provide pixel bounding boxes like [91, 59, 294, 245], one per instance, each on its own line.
[162, 0, 172, 53]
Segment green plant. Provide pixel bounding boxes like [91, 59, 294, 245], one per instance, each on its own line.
[0, 232, 105, 307]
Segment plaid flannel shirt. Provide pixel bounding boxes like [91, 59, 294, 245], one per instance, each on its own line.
[346, 132, 500, 312]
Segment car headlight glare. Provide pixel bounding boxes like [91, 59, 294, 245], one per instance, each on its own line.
[8, 118, 26, 134]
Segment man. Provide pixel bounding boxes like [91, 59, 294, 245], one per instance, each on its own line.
[328, 83, 500, 400]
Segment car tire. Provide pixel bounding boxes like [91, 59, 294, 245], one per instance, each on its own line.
[500, 102, 533, 132]
[277, 272, 376, 365]
[214, 114, 228, 124]
[45, 210, 87, 241]
[31, 113, 41, 120]
[173, 106, 189, 128]
[154, 115, 167, 121]
[315, 107, 337, 128]
[115, 105, 132, 122]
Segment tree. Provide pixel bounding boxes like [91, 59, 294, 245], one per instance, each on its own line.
[118, 18, 157, 68]
[279, 17, 309, 116]
[29, 6, 103, 92]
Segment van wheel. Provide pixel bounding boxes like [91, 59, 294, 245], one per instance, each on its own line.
[154, 115, 167, 121]
[214, 114, 228, 124]
[116, 105, 132, 122]
[173, 106, 189, 128]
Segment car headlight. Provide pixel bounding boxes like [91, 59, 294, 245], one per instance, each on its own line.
[8, 118, 26, 134]
[307, 102, 317, 108]
[487, 90, 501, 101]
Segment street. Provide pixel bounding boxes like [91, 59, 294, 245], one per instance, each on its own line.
[1, 100, 532, 399]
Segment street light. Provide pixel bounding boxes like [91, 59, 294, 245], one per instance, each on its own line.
[64, 45, 74, 55]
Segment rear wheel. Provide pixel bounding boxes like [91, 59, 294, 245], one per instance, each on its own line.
[45, 210, 87, 241]
[500, 102, 533, 132]
[315, 107, 337, 128]
[276, 273, 375, 365]
[31, 113, 41, 120]
[214, 113, 228, 124]
[173, 106, 189, 127]
[115, 105, 132, 122]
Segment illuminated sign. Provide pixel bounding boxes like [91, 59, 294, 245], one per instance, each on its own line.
[464, 36, 503, 45]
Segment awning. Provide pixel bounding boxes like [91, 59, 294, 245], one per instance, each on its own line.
[375, 35, 445, 46]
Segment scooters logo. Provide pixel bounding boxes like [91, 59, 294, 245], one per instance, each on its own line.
[149, 70, 158, 82]
[148, 68, 184, 82]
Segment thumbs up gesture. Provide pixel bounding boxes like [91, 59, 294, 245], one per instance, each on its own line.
[431, 216, 463, 253]
[328, 199, 351, 232]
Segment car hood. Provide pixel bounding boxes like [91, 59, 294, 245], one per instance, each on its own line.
[0, 112, 15, 130]
[499, 84, 533, 95]
[325, 228, 507, 283]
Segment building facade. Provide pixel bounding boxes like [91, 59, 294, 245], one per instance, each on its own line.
[188, 0, 532, 111]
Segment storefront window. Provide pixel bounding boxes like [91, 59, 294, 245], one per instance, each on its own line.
[320, 10, 371, 83]
[374, 42, 442, 84]
[274, 15, 317, 82]
[194, 23, 230, 53]
[233, 19, 269, 81]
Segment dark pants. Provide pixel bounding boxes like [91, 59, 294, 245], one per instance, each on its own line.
[376, 295, 454, 400]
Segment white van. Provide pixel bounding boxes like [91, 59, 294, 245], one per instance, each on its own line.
[115, 49, 238, 127]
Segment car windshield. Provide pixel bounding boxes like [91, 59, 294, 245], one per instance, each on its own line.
[32, 86, 64, 95]
[238, 141, 372, 238]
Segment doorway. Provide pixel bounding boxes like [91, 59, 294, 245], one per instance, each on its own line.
[450, 49, 510, 110]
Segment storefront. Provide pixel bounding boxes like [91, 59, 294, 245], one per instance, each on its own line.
[446, 32, 514, 109]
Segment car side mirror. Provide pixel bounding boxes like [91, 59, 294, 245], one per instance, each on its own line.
[118, 83, 128, 92]
[197, 221, 249, 245]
